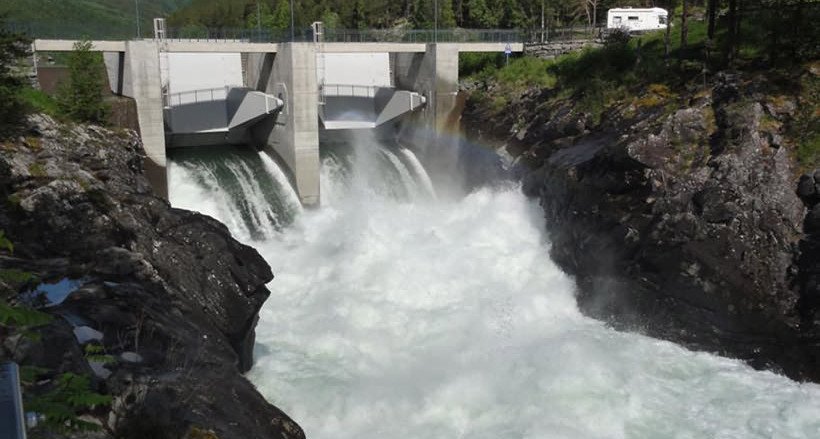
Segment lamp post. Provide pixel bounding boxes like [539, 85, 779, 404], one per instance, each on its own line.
[290, 0, 295, 41]
[256, 1, 262, 41]
[135, 0, 141, 38]
[434, 0, 438, 43]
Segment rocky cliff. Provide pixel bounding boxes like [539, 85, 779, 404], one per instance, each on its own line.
[464, 65, 820, 382]
[0, 115, 304, 438]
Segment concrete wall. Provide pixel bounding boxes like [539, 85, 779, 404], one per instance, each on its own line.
[167, 53, 243, 94]
[393, 43, 460, 136]
[319, 53, 392, 86]
[118, 41, 168, 199]
[249, 44, 320, 207]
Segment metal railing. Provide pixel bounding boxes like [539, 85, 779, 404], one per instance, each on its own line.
[5, 20, 608, 45]
[320, 84, 381, 99]
[5, 21, 528, 44]
[320, 28, 523, 43]
[164, 86, 231, 107]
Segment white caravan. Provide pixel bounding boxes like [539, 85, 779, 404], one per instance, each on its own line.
[607, 8, 668, 32]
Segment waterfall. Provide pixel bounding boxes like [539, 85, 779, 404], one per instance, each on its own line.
[168, 145, 299, 242]
[168, 140, 820, 439]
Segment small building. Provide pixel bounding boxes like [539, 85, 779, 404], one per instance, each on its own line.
[606, 7, 668, 32]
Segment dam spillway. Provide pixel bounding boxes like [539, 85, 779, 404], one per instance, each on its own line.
[167, 133, 820, 439]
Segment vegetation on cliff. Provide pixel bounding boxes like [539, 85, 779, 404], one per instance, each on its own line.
[467, 2, 818, 165]
[463, 2, 820, 381]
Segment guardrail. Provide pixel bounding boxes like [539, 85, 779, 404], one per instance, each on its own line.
[164, 86, 231, 107]
[5, 20, 607, 45]
[320, 84, 381, 99]
[320, 28, 523, 43]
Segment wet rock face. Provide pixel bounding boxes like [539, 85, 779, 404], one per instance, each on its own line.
[797, 171, 820, 329]
[0, 115, 303, 439]
[466, 71, 820, 381]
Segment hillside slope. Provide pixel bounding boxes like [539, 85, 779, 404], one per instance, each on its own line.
[2, 0, 191, 38]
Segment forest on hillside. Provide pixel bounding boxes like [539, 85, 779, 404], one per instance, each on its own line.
[167, 0, 818, 34]
[1, 0, 191, 38]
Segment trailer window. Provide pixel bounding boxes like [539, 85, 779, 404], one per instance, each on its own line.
[628, 16, 639, 21]
[659, 15, 667, 24]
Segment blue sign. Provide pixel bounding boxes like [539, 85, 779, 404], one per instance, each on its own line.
[504, 43, 512, 55]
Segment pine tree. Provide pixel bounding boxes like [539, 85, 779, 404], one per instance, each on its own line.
[0, 18, 30, 137]
[57, 40, 108, 124]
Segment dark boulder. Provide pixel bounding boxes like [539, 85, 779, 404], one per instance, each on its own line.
[465, 69, 820, 382]
[0, 115, 304, 439]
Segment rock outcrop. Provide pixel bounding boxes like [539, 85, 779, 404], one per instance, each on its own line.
[464, 67, 820, 381]
[0, 115, 304, 438]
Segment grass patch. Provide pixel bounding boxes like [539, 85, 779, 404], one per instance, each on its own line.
[0, 268, 37, 285]
[797, 134, 820, 169]
[494, 56, 556, 90]
[28, 163, 46, 177]
[19, 87, 59, 117]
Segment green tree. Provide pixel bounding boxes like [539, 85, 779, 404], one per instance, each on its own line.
[57, 40, 108, 124]
[0, 18, 30, 137]
[320, 9, 341, 28]
[466, 0, 500, 27]
[271, 0, 293, 31]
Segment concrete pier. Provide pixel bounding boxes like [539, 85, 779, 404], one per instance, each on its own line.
[394, 44, 460, 134]
[116, 41, 168, 199]
[247, 44, 321, 207]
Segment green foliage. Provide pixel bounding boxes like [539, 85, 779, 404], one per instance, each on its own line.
[320, 10, 341, 29]
[167, 0, 600, 32]
[0, 18, 30, 137]
[792, 68, 820, 169]
[496, 56, 556, 89]
[18, 87, 59, 116]
[28, 162, 46, 177]
[84, 344, 116, 364]
[20, 366, 50, 385]
[466, 0, 501, 28]
[57, 39, 109, 124]
[0, 268, 37, 285]
[26, 372, 111, 433]
[0, 229, 13, 253]
[459, 52, 503, 77]
[0, 300, 52, 327]
[797, 134, 820, 169]
[2, 0, 191, 39]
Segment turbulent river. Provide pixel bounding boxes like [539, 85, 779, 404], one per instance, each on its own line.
[168, 135, 820, 439]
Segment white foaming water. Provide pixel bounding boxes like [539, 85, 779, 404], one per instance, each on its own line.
[396, 145, 437, 199]
[170, 143, 820, 439]
[169, 160, 252, 239]
[259, 152, 303, 212]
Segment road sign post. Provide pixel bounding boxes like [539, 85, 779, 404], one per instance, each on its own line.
[504, 43, 512, 65]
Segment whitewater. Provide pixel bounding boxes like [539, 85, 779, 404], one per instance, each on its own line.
[169, 139, 820, 439]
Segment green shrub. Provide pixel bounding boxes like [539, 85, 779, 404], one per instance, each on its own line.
[57, 40, 109, 124]
[495, 56, 556, 90]
[0, 20, 30, 137]
[19, 87, 59, 116]
[26, 372, 111, 433]
[797, 134, 820, 169]
[460, 52, 504, 77]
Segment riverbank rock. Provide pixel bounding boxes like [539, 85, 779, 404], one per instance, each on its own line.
[464, 67, 820, 382]
[0, 115, 304, 439]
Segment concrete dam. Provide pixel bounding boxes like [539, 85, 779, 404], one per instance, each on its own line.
[33, 22, 523, 205]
